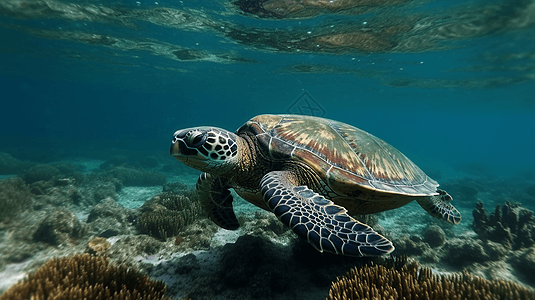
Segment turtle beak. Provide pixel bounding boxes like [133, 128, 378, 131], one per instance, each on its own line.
[170, 140, 181, 157]
[171, 129, 211, 170]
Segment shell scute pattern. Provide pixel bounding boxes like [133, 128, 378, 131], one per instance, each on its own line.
[329, 121, 424, 183]
[251, 115, 437, 196]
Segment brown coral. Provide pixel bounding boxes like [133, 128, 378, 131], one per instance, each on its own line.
[0, 253, 170, 300]
[87, 237, 111, 255]
[327, 259, 535, 300]
[136, 192, 204, 241]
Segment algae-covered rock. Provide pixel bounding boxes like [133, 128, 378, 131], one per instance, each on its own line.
[511, 246, 535, 285]
[473, 201, 535, 250]
[423, 224, 446, 248]
[22, 164, 61, 184]
[86, 197, 136, 237]
[33, 208, 85, 245]
[219, 235, 291, 296]
[443, 238, 490, 267]
[0, 152, 34, 174]
[0, 177, 34, 223]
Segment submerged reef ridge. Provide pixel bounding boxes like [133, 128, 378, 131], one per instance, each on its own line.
[0, 253, 170, 300]
[473, 201, 535, 250]
[135, 192, 205, 241]
[327, 258, 535, 300]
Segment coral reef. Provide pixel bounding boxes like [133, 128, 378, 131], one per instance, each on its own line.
[86, 237, 111, 255]
[327, 258, 535, 300]
[423, 224, 446, 248]
[135, 192, 204, 241]
[136, 210, 185, 241]
[0, 253, 170, 300]
[0, 152, 34, 175]
[0, 177, 34, 223]
[33, 208, 85, 246]
[21, 164, 62, 184]
[219, 235, 290, 292]
[86, 197, 137, 237]
[511, 246, 535, 285]
[473, 201, 535, 250]
[77, 174, 122, 206]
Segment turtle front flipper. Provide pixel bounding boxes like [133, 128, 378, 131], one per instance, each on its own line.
[417, 189, 462, 225]
[260, 171, 394, 257]
[196, 172, 240, 230]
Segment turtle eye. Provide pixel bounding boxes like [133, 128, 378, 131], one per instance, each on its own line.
[189, 133, 206, 147]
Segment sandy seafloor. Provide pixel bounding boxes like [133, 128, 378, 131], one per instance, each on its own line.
[1, 152, 535, 300]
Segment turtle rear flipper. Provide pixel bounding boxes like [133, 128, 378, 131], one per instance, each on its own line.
[197, 172, 240, 230]
[260, 171, 394, 257]
[417, 189, 462, 225]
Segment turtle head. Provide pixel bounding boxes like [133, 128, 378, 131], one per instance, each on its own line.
[170, 127, 239, 173]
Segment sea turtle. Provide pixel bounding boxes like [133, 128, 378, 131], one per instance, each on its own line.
[170, 114, 461, 256]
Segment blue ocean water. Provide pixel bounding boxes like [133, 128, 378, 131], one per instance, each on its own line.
[1, 0, 535, 298]
[1, 0, 534, 176]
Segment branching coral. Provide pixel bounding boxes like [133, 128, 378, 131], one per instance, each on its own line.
[136, 210, 185, 241]
[136, 192, 204, 240]
[473, 201, 535, 250]
[0, 253, 170, 300]
[327, 257, 535, 300]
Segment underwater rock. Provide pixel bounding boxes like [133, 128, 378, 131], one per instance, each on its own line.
[483, 240, 509, 261]
[393, 235, 429, 256]
[0, 177, 34, 223]
[241, 210, 290, 238]
[511, 246, 535, 285]
[74, 173, 122, 206]
[174, 218, 219, 250]
[86, 237, 111, 255]
[442, 238, 489, 267]
[108, 235, 163, 260]
[33, 208, 85, 246]
[473, 201, 535, 250]
[0, 152, 34, 175]
[54, 162, 84, 174]
[423, 224, 446, 248]
[218, 235, 291, 296]
[86, 197, 136, 237]
[22, 164, 61, 184]
[174, 253, 201, 275]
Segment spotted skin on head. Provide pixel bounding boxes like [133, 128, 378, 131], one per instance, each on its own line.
[171, 127, 238, 163]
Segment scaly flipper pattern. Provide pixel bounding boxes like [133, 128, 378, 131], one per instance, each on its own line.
[260, 171, 394, 257]
[417, 189, 462, 225]
[197, 172, 240, 230]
